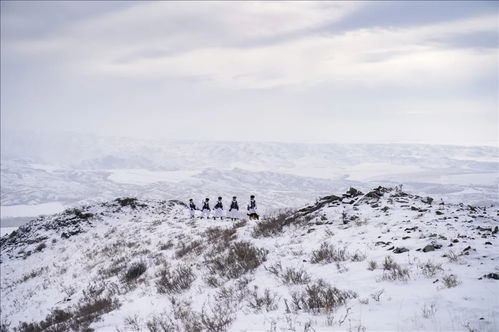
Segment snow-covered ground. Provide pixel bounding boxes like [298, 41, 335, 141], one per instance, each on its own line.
[1, 187, 497, 331]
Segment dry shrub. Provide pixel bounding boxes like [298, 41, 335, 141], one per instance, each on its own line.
[205, 227, 236, 242]
[20, 267, 48, 283]
[156, 265, 196, 294]
[175, 240, 204, 259]
[445, 250, 461, 263]
[205, 241, 267, 279]
[367, 260, 377, 271]
[122, 261, 147, 283]
[200, 302, 236, 332]
[146, 299, 235, 332]
[147, 299, 202, 332]
[351, 250, 367, 262]
[204, 275, 222, 288]
[265, 262, 310, 285]
[382, 256, 410, 281]
[252, 211, 296, 237]
[16, 294, 119, 332]
[233, 220, 247, 229]
[281, 267, 311, 285]
[418, 260, 443, 278]
[311, 242, 348, 264]
[99, 256, 127, 279]
[370, 289, 384, 302]
[247, 287, 279, 312]
[291, 279, 356, 313]
[158, 241, 174, 251]
[442, 274, 459, 288]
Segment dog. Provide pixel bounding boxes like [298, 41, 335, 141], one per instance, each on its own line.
[247, 213, 260, 220]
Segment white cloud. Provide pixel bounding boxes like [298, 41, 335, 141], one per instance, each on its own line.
[1, 2, 497, 145]
[6, 3, 495, 90]
[89, 14, 497, 90]
[6, 2, 360, 58]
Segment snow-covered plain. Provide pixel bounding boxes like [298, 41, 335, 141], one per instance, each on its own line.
[1, 187, 497, 331]
[0, 202, 66, 219]
[107, 169, 202, 185]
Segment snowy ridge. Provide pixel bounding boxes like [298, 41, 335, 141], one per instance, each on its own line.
[0, 187, 498, 331]
[2, 138, 498, 211]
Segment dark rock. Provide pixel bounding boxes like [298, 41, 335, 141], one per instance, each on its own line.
[393, 247, 409, 254]
[423, 244, 442, 252]
[365, 191, 381, 199]
[405, 226, 418, 232]
[484, 273, 499, 280]
[402, 236, 411, 240]
[391, 190, 409, 198]
[61, 230, 82, 239]
[115, 197, 147, 209]
[436, 211, 444, 215]
[297, 194, 341, 215]
[422, 197, 434, 205]
[381, 206, 390, 212]
[452, 239, 459, 243]
[349, 215, 359, 221]
[485, 242, 492, 245]
[345, 187, 363, 197]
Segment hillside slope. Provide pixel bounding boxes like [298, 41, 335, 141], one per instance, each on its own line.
[1, 187, 498, 331]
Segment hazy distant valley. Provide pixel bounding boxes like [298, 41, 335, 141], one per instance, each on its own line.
[1, 132, 498, 231]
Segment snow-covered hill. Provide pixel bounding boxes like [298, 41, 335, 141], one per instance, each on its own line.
[1, 187, 497, 331]
[2, 136, 498, 234]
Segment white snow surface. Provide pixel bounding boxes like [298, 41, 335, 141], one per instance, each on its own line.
[1, 187, 498, 331]
[0, 202, 66, 219]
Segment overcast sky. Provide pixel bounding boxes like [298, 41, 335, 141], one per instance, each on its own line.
[1, 1, 497, 145]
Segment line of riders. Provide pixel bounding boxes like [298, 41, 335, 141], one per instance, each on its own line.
[188, 195, 259, 221]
